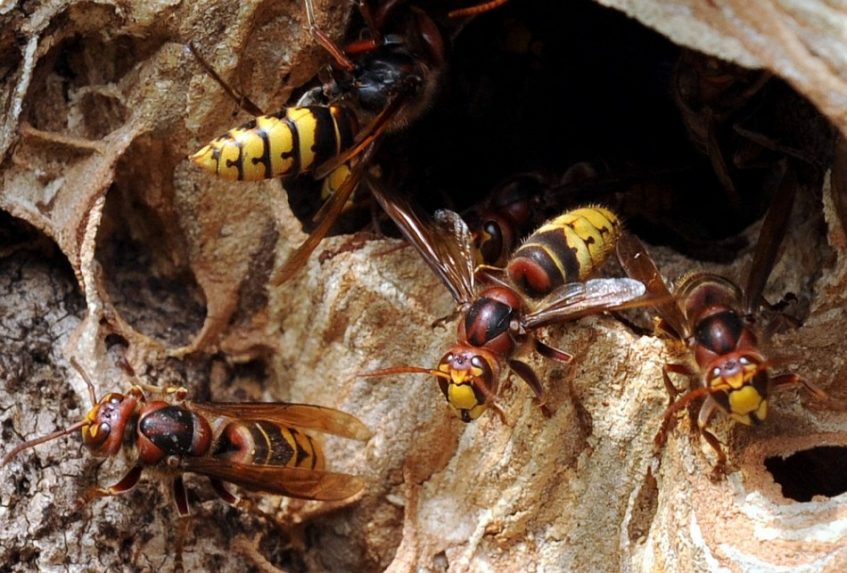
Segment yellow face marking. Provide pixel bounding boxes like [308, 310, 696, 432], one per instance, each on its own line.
[725, 371, 744, 390]
[448, 383, 480, 411]
[709, 361, 759, 391]
[450, 365, 483, 385]
[755, 400, 768, 421]
[475, 228, 495, 265]
[450, 370, 470, 384]
[467, 403, 488, 420]
[80, 405, 101, 438]
[84, 406, 99, 423]
[742, 361, 758, 378]
[728, 385, 764, 421]
[287, 107, 319, 171]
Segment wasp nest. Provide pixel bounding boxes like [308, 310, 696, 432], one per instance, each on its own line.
[1, 0, 846, 571]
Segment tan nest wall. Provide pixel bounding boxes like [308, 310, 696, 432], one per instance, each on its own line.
[0, 0, 846, 571]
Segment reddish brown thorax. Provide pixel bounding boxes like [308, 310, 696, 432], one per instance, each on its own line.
[136, 402, 213, 465]
[458, 286, 524, 356]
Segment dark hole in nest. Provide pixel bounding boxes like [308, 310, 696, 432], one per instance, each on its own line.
[407, 0, 832, 257]
[258, 531, 306, 573]
[104, 333, 129, 350]
[95, 151, 207, 347]
[765, 446, 847, 502]
[25, 27, 174, 138]
[287, 0, 833, 265]
[0, 211, 76, 285]
[1, 418, 15, 442]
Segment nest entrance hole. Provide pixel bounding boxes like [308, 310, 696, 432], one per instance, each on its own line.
[764, 446, 847, 502]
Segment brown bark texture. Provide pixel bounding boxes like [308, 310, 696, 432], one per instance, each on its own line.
[0, 0, 846, 572]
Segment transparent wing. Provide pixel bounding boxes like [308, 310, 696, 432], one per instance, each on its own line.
[523, 278, 646, 330]
[371, 186, 477, 304]
[615, 232, 688, 338]
[313, 92, 408, 180]
[271, 149, 370, 286]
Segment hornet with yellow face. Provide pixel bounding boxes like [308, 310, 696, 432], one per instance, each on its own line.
[363, 190, 646, 422]
[190, 0, 469, 283]
[617, 227, 827, 478]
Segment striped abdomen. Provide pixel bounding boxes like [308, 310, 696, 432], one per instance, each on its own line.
[507, 207, 621, 298]
[213, 420, 325, 470]
[191, 105, 358, 182]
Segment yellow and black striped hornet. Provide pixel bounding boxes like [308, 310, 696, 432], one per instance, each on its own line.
[363, 189, 644, 422]
[1, 360, 371, 516]
[464, 164, 626, 270]
[192, 104, 360, 184]
[191, 0, 459, 284]
[506, 205, 621, 297]
[617, 213, 827, 477]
